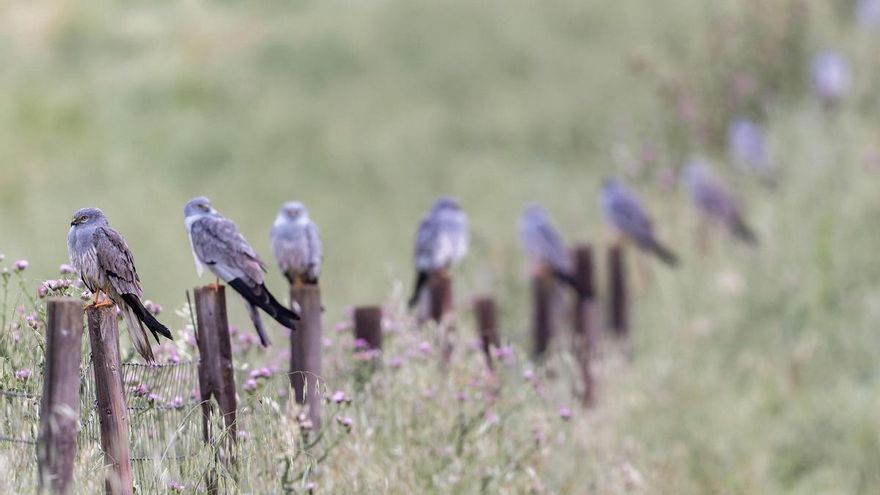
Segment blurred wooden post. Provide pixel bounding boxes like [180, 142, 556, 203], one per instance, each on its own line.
[531, 272, 554, 358]
[473, 297, 500, 371]
[86, 305, 133, 495]
[289, 285, 322, 431]
[428, 272, 453, 323]
[353, 306, 382, 351]
[608, 246, 628, 337]
[194, 286, 237, 493]
[572, 245, 596, 406]
[38, 298, 83, 495]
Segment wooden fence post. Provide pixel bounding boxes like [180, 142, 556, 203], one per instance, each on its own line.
[289, 285, 322, 431]
[428, 272, 453, 323]
[572, 245, 597, 406]
[86, 305, 133, 495]
[353, 306, 382, 351]
[532, 273, 555, 358]
[608, 246, 628, 337]
[38, 298, 83, 495]
[194, 286, 237, 493]
[473, 297, 499, 371]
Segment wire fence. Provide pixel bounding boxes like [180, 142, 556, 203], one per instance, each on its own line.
[0, 358, 206, 484]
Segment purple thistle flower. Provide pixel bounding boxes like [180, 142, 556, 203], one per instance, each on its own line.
[811, 50, 851, 105]
[417, 341, 432, 355]
[143, 300, 162, 316]
[147, 393, 162, 403]
[331, 390, 346, 403]
[59, 264, 76, 275]
[15, 369, 32, 380]
[13, 260, 28, 272]
[336, 416, 354, 431]
[243, 378, 258, 392]
[37, 285, 49, 299]
[727, 118, 770, 174]
[353, 338, 369, 350]
[558, 406, 573, 421]
[169, 480, 185, 492]
[237, 430, 250, 440]
[387, 356, 404, 369]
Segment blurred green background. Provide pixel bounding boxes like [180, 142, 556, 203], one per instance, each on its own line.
[3, 0, 880, 490]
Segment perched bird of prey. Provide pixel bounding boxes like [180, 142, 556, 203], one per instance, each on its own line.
[407, 196, 469, 308]
[270, 201, 322, 286]
[682, 160, 757, 245]
[67, 207, 173, 362]
[600, 178, 679, 266]
[184, 197, 300, 346]
[519, 204, 584, 293]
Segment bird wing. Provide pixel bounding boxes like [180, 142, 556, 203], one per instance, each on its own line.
[191, 215, 265, 285]
[306, 220, 323, 280]
[533, 220, 570, 272]
[93, 226, 143, 298]
[414, 214, 439, 270]
[609, 191, 654, 245]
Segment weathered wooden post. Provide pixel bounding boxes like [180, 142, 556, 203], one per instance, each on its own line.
[428, 272, 453, 323]
[289, 285, 322, 431]
[531, 273, 555, 358]
[38, 298, 83, 495]
[572, 245, 597, 406]
[194, 286, 237, 493]
[353, 306, 382, 351]
[608, 245, 628, 337]
[87, 305, 133, 495]
[473, 297, 500, 371]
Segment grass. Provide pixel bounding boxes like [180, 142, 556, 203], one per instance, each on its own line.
[2, 0, 880, 492]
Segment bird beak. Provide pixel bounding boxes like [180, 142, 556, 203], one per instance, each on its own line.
[70, 219, 77, 226]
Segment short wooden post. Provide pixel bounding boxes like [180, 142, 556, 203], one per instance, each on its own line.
[38, 298, 83, 495]
[608, 246, 628, 337]
[194, 286, 237, 493]
[531, 273, 555, 358]
[473, 297, 500, 370]
[572, 245, 597, 406]
[289, 285, 322, 431]
[87, 306, 133, 495]
[353, 306, 382, 351]
[428, 272, 453, 323]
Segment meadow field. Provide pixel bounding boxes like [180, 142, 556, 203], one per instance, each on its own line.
[1, 0, 880, 492]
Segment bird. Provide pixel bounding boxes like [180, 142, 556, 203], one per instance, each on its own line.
[407, 196, 469, 308]
[184, 196, 300, 347]
[518, 204, 585, 294]
[270, 201, 322, 286]
[681, 160, 757, 245]
[600, 178, 679, 266]
[67, 207, 173, 362]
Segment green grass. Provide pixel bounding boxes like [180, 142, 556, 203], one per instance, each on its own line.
[2, 0, 880, 492]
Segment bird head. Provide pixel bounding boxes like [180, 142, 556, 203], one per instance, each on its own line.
[279, 201, 308, 221]
[184, 196, 217, 218]
[432, 196, 461, 213]
[70, 207, 107, 227]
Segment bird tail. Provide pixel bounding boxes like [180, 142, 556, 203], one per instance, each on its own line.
[243, 301, 271, 347]
[730, 217, 758, 245]
[407, 271, 428, 308]
[551, 268, 590, 298]
[645, 239, 679, 267]
[120, 292, 173, 344]
[227, 279, 299, 338]
[119, 304, 156, 363]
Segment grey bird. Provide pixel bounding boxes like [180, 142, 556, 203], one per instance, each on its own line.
[184, 197, 300, 346]
[408, 196, 469, 308]
[270, 202, 322, 286]
[600, 178, 679, 266]
[681, 160, 757, 244]
[67, 207, 173, 362]
[519, 204, 585, 294]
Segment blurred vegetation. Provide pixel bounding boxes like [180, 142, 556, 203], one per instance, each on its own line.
[1, 0, 880, 492]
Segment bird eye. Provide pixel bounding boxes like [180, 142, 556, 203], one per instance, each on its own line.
[199, 204, 209, 211]
[80, 215, 88, 222]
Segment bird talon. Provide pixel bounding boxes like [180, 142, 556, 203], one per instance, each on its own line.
[94, 299, 115, 309]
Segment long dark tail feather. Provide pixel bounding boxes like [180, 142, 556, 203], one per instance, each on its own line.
[730, 217, 758, 245]
[244, 302, 271, 347]
[646, 239, 679, 267]
[551, 269, 590, 298]
[120, 293, 173, 344]
[228, 279, 300, 334]
[407, 271, 429, 308]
